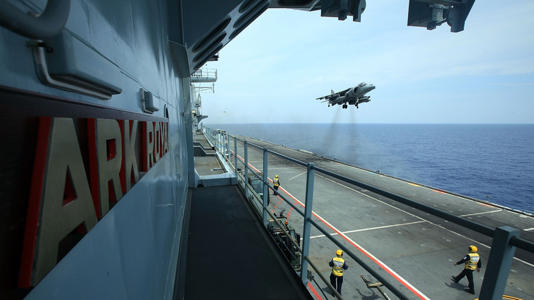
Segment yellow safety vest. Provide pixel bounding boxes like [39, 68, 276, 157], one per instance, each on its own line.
[465, 253, 480, 270]
[273, 179, 279, 187]
[331, 257, 345, 277]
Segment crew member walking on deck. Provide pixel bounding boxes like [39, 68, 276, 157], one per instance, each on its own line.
[273, 174, 280, 195]
[329, 249, 348, 295]
[451, 245, 482, 294]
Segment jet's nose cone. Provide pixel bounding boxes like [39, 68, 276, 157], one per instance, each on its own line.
[362, 84, 375, 93]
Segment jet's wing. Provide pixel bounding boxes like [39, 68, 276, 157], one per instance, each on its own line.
[336, 88, 350, 96]
[316, 88, 350, 100]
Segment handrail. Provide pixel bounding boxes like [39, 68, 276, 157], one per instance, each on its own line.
[244, 175, 302, 252]
[235, 153, 345, 299]
[30, 44, 121, 100]
[210, 130, 534, 300]
[310, 219, 407, 299]
[235, 153, 306, 218]
[312, 165, 495, 237]
[231, 134, 534, 252]
[217, 133, 339, 296]
[232, 139, 405, 298]
[0, 0, 70, 39]
[305, 256, 344, 300]
[511, 236, 534, 253]
[242, 138, 308, 167]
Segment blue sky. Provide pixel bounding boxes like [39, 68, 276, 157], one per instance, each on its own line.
[202, 0, 534, 124]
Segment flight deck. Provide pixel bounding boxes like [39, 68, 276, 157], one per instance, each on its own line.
[227, 134, 534, 300]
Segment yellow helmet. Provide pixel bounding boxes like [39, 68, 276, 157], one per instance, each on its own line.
[469, 245, 478, 253]
[336, 249, 343, 256]
[274, 174, 279, 178]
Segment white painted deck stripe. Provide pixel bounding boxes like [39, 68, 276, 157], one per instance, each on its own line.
[524, 228, 534, 232]
[278, 187, 431, 300]
[459, 209, 502, 217]
[317, 174, 426, 221]
[317, 173, 534, 268]
[289, 171, 306, 181]
[310, 220, 426, 239]
[237, 152, 534, 270]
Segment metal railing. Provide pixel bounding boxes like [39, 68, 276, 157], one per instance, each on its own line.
[191, 67, 217, 83]
[203, 128, 534, 300]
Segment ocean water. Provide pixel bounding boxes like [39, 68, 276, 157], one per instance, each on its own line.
[211, 123, 534, 214]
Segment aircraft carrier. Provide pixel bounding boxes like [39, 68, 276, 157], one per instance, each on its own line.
[211, 132, 534, 299]
[2, 0, 533, 300]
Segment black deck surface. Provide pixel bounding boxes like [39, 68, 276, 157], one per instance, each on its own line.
[184, 185, 312, 300]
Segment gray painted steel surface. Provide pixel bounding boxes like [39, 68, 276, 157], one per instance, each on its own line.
[1, 0, 188, 298]
[0, 0, 478, 299]
[27, 155, 186, 299]
[232, 135, 534, 299]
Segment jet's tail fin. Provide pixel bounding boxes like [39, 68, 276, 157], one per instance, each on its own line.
[331, 89, 335, 94]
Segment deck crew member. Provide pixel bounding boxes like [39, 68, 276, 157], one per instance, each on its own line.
[273, 174, 280, 195]
[329, 249, 348, 295]
[451, 245, 482, 294]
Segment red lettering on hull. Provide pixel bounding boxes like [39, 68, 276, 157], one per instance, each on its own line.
[19, 117, 51, 288]
[19, 117, 169, 287]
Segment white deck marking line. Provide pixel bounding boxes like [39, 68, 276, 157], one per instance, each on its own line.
[459, 209, 502, 217]
[276, 186, 430, 300]
[289, 171, 307, 181]
[240, 152, 534, 269]
[317, 174, 426, 221]
[317, 173, 534, 268]
[234, 152, 430, 298]
[524, 228, 534, 232]
[310, 221, 426, 239]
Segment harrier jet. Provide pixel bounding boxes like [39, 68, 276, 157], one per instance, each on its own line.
[317, 83, 375, 109]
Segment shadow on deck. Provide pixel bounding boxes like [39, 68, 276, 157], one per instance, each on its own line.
[182, 185, 312, 300]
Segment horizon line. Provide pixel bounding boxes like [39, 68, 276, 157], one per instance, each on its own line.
[204, 122, 534, 125]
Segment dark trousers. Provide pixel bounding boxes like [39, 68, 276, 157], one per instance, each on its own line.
[330, 273, 344, 295]
[273, 186, 279, 195]
[454, 269, 474, 292]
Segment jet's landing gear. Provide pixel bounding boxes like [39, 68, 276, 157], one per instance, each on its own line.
[342, 104, 348, 109]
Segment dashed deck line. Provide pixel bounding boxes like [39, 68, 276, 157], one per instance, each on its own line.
[237, 151, 534, 269]
[316, 173, 534, 268]
[316, 173, 425, 222]
[459, 209, 502, 217]
[276, 185, 431, 300]
[237, 153, 430, 299]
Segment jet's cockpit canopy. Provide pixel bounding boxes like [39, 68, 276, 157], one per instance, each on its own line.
[358, 82, 366, 87]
